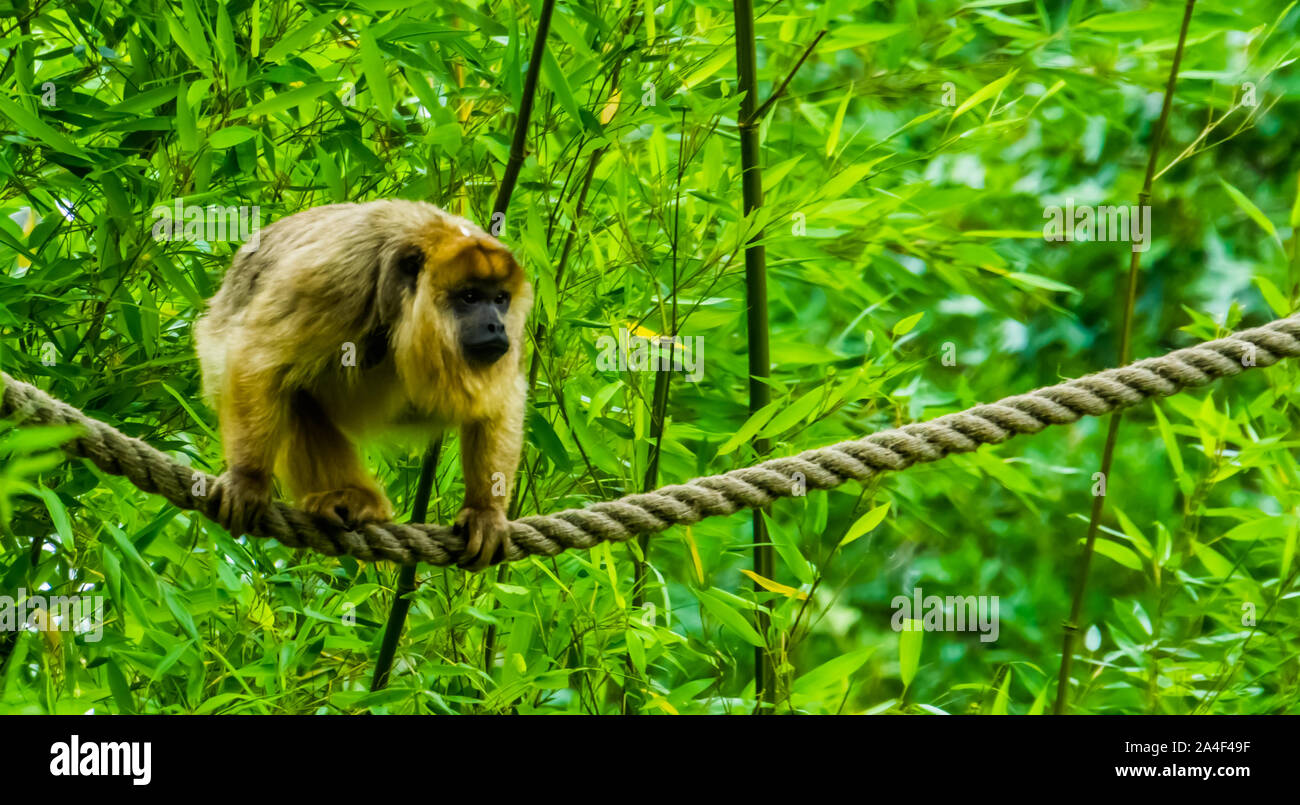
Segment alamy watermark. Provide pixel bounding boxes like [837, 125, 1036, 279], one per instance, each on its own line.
[50, 735, 151, 785]
[1043, 198, 1151, 253]
[1, 588, 104, 643]
[151, 200, 261, 248]
[891, 587, 999, 642]
[596, 327, 705, 382]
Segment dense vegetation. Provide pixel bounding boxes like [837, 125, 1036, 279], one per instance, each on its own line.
[1, 0, 1298, 714]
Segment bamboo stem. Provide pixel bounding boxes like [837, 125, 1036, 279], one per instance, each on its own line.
[493, 0, 558, 222]
[370, 438, 440, 691]
[732, 0, 775, 712]
[1053, 0, 1197, 715]
[371, 0, 558, 693]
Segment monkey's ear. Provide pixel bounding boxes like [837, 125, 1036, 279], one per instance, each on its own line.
[397, 248, 424, 280]
[374, 246, 423, 328]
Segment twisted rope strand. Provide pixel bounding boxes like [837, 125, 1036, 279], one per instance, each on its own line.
[3, 314, 1297, 567]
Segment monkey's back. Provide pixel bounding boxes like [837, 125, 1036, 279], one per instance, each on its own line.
[194, 201, 453, 408]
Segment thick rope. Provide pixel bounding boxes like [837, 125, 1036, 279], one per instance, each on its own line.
[3, 314, 1298, 567]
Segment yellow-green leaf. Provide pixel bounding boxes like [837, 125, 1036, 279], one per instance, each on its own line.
[740, 569, 808, 600]
[1290, 169, 1300, 227]
[761, 386, 825, 437]
[1220, 178, 1281, 247]
[265, 11, 335, 63]
[1078, 10, 1182, 31]
[35, 487, 73, 549]
[990, 668, 1013, 715]
[841, 502, 890, 548]
[598, 542, 625, 609]
[1152, 404, 1184, 479]
[1092, 538, 1143, 572]
[360, 30, 393, 119]
[1192, 540, 1234, 578]
[893, 312, 923, 337]
[642, 0, 655, 42]
[826, 80, 853, 157]
[208, 125, 256, 149]
[716, 398, 781, 455]
[542, 49, 583, 126]
[683, 526, 704, 585]
[899, 618, 923, 689]
[792, 646, 875, 695]
[240, 83, 336, 119]
[952, 69, 1017, 121]
[1254, 276, 1290, 317]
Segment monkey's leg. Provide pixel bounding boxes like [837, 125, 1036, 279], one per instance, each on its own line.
[211, 359, 287, 536]
[282, 391, 393, 527]
[455, 409, 524, 571]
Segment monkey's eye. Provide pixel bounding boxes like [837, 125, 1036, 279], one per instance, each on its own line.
[458, 289, 481, 304]
[494, 292, 510, 305]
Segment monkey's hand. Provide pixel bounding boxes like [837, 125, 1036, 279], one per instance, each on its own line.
[211, 467, 272, 536]
[301, 486, 394, 529]
[454, 506, 510, 571]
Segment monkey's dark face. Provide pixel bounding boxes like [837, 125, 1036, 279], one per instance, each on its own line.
[388, 216, 532, 418]
[453, 283, 512, 365]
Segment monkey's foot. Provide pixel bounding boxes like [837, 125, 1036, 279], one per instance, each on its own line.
[453, 506, 510, 572]
[301, 486, 394, 529]
[211, 467, 272, 537]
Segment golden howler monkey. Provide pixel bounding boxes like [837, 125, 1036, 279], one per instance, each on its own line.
[195, 201, 532, 570]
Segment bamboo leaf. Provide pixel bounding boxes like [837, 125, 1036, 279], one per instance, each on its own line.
[1253, 276, 1291, 317]
[716, 398, 782, 455]
[826, 81, 853, 157]
[763, 511, 814, 585]
[792, 647, 875, 695]
[1091, 538, 1143, 572]
[892, 312, 924, 337]
[265, 11, 335, 62]
[696, 589, 765, 647]
[1220, 178, 1281, 247]
[0, 96, 89, 158]
[208, 126, 256, 149]
[360, 30, 394, 119]
[899, 619, 923, 689]
[951, 68, 1018, 121]
[239, 83, 336, 119]
[840, 502, 890, 547]
[35, 487, 73, 549]
[1152, 404, 1184, 479]
[761, 387, 825, 437]
[541, 49, 583, 127]
[740, 569, 808, 600]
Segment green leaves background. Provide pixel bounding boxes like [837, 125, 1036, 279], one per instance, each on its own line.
[0, 0, 1298, 714]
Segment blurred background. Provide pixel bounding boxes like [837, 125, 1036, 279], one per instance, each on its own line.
[0, 0, 1297, 714]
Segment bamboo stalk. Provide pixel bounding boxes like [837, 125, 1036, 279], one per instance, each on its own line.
[624, 110, 687, 711]
[1053, 0, 1197, 715]
[731, 0, 775, 713]
[494, 0, 558, 222]
[370, 0, 558, 694]
[527, 9, 640, 391]
[370, 438, 440, 691]
[527, 154, 599, 390]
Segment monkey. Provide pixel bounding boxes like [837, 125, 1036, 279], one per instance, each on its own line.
[194, 200, 533, 570]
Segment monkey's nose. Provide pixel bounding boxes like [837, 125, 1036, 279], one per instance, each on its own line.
[464, 330, 510, 364]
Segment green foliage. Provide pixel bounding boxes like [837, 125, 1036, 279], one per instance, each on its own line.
[1, 0, 1298, 714]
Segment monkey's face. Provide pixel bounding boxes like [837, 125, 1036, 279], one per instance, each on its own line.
[427, 232, 528, 372]
[385, 215, 532, 418]
[451, 283, 513, 365]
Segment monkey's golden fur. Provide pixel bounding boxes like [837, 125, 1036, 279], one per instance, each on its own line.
[195, 200, 532, 570]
